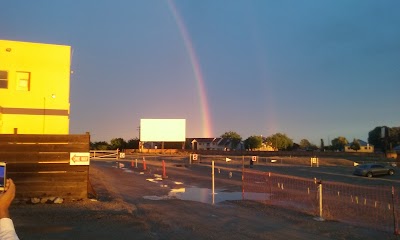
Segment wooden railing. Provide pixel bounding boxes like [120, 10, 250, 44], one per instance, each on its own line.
[90, 150, 119, 159]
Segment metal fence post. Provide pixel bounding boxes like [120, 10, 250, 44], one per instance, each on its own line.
[212, 160, 215, 205]
[392, 186, 399, 235]
[314, 180, 325, 221]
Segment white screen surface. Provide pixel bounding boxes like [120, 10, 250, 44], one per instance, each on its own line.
[140, 119, 186, 142]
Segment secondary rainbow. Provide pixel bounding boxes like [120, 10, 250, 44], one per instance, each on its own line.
[167, 0, 213, 137]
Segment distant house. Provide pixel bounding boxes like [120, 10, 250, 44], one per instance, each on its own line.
[252, 141, 276, 151]
[191, 138, 242, 151]
[191, 138, 223, 151]
[344, 140, 374, 153]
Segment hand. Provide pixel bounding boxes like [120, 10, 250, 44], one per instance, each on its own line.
[0, 179, 16, 219]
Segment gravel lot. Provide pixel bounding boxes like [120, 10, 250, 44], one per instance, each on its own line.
[9, 156, 400, 239]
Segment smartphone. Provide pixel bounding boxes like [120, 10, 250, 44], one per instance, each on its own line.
[0, 162, 6, 192]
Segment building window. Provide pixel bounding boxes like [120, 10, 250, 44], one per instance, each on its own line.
[16, 72, 30, 91]
[0, 71, 8, 88]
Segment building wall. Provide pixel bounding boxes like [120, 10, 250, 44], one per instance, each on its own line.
[194, 142, 230, 151]
[0, 40, 71, 134]
[196, 142, 211, 150]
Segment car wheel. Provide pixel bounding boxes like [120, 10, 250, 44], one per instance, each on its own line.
[389, 169, 395, 176]
[366, 172, 373, 178]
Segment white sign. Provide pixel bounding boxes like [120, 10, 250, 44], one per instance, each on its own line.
[70, 152, 90, 165]
[252, 156, 257, 162]
[192, 154, 198, 161]
[310, 157, 319, 167]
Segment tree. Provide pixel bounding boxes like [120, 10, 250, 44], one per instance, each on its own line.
[244, 135, 263, 150]
[389, 127, 400, 148]
[220, 131, 242, 150]
[91, 141, 110, 150]
[350, 138, 361, 151]
[299, 139, 312, 150]
[110, 138, 127, 150]
[368, 126, 386, 150]
[320, 139, 325, 151]
[367, 126, 400, 151]
[126, 138, 140, 149]
[331, 136, 348, 151]
[265, 133, 293, 151]
[309, 144, 319, 151]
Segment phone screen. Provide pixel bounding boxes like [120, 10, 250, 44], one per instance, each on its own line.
[0, 165, 5, 188]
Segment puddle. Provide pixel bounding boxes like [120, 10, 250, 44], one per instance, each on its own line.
[141, 174, 268, 204]
[144, 187, 270, 204]
[146, 175, 166, 183]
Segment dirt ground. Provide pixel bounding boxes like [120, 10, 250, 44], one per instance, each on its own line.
[9, 157, 400, 240]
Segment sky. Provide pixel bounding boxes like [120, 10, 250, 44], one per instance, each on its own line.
[1, 0, 399, 145]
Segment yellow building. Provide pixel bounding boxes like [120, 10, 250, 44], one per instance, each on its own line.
[0, 40, 71, 134]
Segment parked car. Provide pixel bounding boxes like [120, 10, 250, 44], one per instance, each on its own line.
[353, 163, 395, 178]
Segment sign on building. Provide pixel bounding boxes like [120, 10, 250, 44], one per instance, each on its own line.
[70, 152, 90, 165]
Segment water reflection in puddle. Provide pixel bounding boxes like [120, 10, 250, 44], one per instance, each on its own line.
[144, 187, 270, 204]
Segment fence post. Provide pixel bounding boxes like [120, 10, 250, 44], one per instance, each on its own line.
[319, 183, 323, 218]
[314, 180, 325, 221]
[242, 156, 244, 181]
[162, 160, 168, 179]
[212, 160, 215, 205]
[269, 172, 272, 201]
[392, 186, 399, 235]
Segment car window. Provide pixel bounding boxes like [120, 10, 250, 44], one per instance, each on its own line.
[372, 165, 383, 168]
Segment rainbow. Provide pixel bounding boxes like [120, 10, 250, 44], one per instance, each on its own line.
[167, 0, 213, 137]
